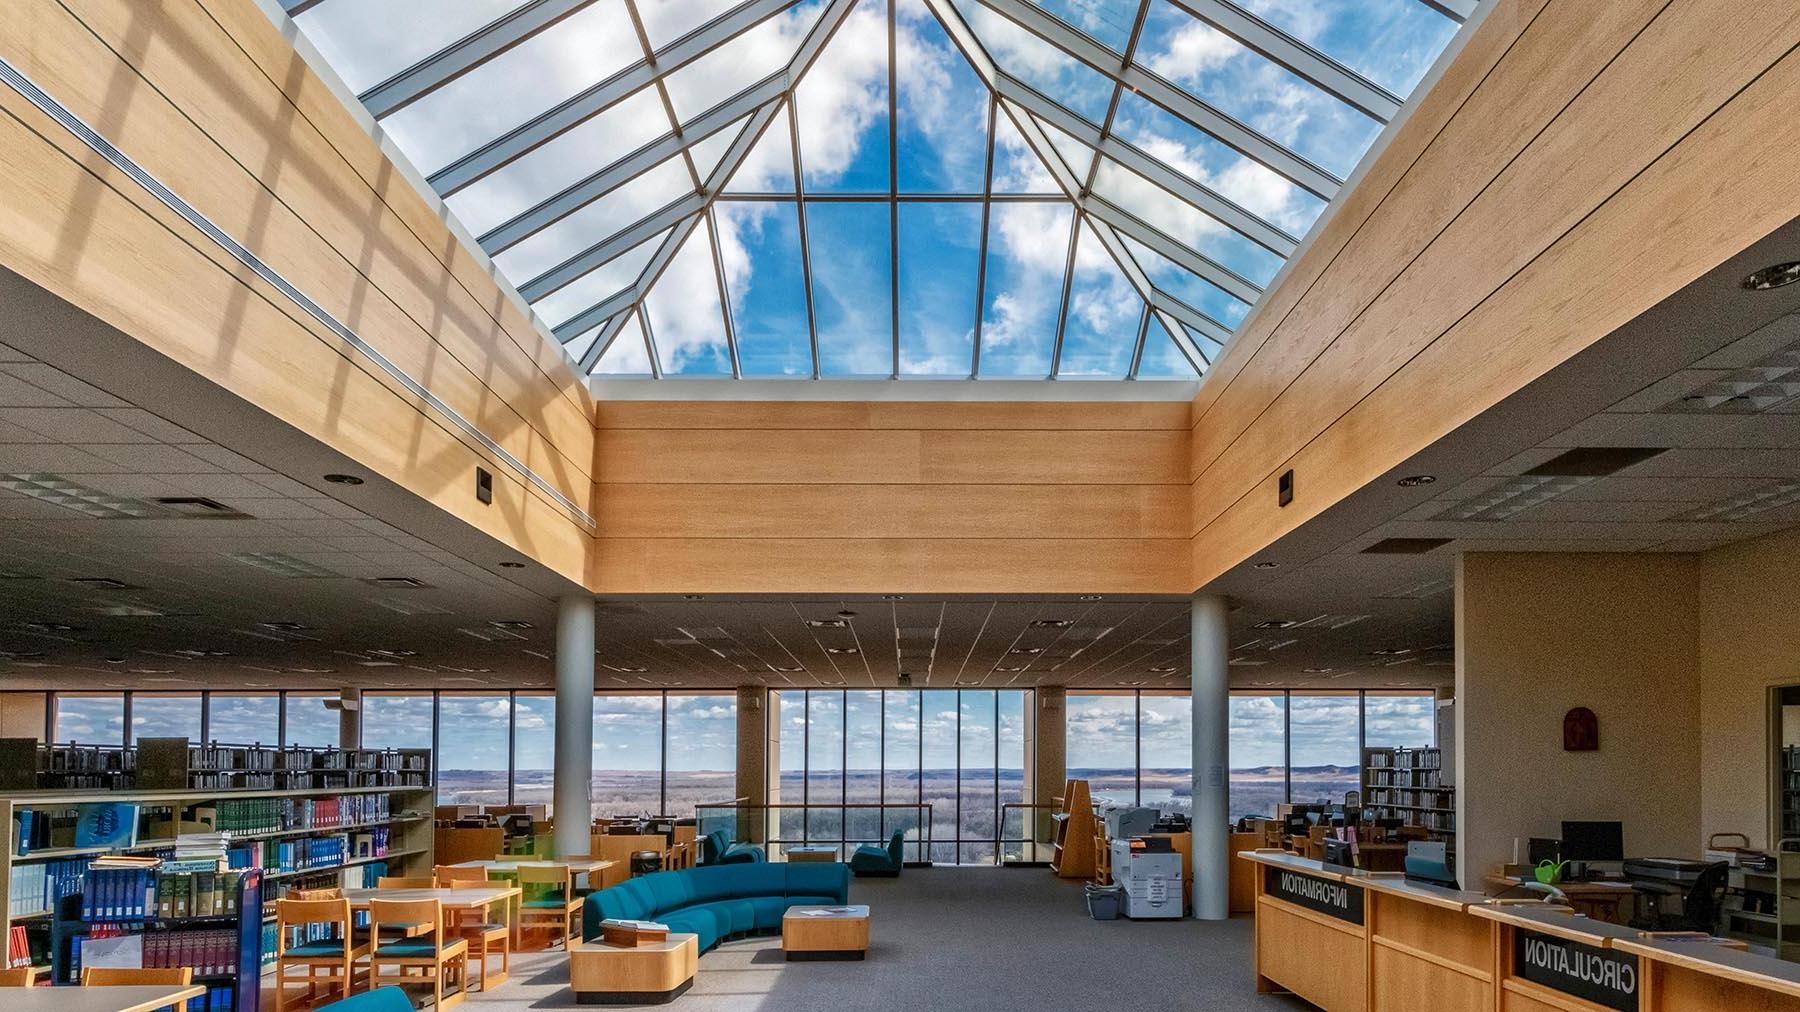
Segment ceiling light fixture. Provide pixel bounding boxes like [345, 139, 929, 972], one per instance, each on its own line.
[498, 561, 526, 569]
[1078, 595, 1102, 601]
[1396, 475, 1436, 487]
[1149, 665, 1179, 674]
[1253, 562, 1280, 570]
[995, 665, 1026, 672]
[323, 474, 364, 485]
[881, 594, 905, 601]
[1253, 619, 1295, 630]
[826, 646, 859, 655]
[489, 620, 533, 630]
[1743, 261, 1800, 291]
[835, 610, 858, 619]
[682, 594, 704, 601]
[805, 618, 847, 629]
[1303, 667, 1334, 674]
[1010, 647, 1043, 655]
[1030, 619, 1072, 628]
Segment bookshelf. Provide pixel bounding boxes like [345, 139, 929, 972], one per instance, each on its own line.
[1360, 747, 1455, 836]
[3, 739, 433, 1003]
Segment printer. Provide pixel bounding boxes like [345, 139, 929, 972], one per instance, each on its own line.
[1104, 806, 1160, 841]
[1110, 837, 1184, 919]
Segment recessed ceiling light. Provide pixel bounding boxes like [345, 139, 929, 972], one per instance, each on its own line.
[682, 594, 704, 601]
[1371, 647, 1413, 656]
[1253, 561, 1280, 570]
[1030, 619, 1072, 628]
[835, 610, 858, 619]
[603, 664, 649, 673]
[367, 576, 428, 589]
[498, 561, 526, 569]
[369, 648, 417, 658]
[1079, 595, 1103, 601]
[1743, 261, 1800, 291]
[772, 665, 804, 673]
[24, 622, 81, 633]
[1303, 667, 1334, 674]
[261, 621, 310, 631]
[1149, 665, 1179, 674]
[881, 594, 905, 601]
[490, 620, 533, 630]
[1396, 475, 1437, 487]
[1253, 620, 1295, 630]
[805, 619, 847, 629]
[995, 665, 1026, 672]
[323, 474, 364, 485]
[826, 646, 859, 655]
[1010, 647, 1043, 655]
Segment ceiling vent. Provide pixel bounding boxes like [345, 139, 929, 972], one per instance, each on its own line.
[1671, 480, 1800, 522]
[1525, 446, 1667, 476]
[154, 496, 249, 518]
[1666, 346, 1800, 413]
[230, 552, 343, 578]
[1434, 475, 1593, 521]
[1, 473, 165, 518]
[366, 576, 430, 589]
[1362, 537, 1452, 554]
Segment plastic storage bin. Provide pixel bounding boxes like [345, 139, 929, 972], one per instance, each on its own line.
[1085, 882, 1123, 920]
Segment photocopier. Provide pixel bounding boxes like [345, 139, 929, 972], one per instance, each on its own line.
[1110, 836, 1184, 919]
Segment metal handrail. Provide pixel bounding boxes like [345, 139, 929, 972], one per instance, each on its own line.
[694, 801, 935, 858]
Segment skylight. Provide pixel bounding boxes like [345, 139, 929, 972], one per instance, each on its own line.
[281, 0, 1475, 382]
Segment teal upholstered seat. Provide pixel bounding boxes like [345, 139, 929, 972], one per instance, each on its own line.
[700, 828, 766, 865]
[583, 862, 851, 954]
[319, 985, 412, 1012]
[849, 831, 906, 877]
[286, 939, 356, 957]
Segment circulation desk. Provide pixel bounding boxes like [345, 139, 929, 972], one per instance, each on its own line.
[1243, 849, 1800, 1012]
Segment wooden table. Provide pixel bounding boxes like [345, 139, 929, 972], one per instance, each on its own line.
[782, 905, 870, 961]
[1489, 874, 1636, 923]
[568, 933, 697, 1005]
[8, 984, 207, 1012]
[785, 846, 840, 862]
[451, 857, 619, 889]
[344, 885, 523, 947]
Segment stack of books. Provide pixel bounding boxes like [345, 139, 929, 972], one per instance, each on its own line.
[599, 918, 670, 947]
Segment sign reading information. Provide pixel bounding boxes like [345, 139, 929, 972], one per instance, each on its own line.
[1263, 866, 1363, 924]
[1514, 930, 1639, 1012]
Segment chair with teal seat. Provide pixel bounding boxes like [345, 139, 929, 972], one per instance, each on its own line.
[849, 831, 905, 877]
[701, 827, 766, 865]
[317, 986, 413, 1012]
[273, 896, 368, 1011]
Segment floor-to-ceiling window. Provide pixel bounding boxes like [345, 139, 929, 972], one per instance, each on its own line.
[53, 693, 124, 745]
[128, 693, 202, 744]
[1288, 692, 1362, 806]
[1138, 694, 1194, 815]
[1228, 693, 1287, 821]
[1363, 692, 1439, 749]
[436, 693, 511, 807]
[770, 688, 1032, 864]
[282, 693, 342, 747]
[591, 694, 668, 818]
[664, 693, 738, 818]
[1065, 691, 1138, 808]
[511, 693, 556, 811]
[208, 693, 279, 746]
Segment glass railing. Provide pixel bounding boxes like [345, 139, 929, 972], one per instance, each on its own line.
[695, 802, 936, 863]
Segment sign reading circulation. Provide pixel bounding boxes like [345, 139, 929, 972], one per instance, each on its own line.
[1514, 930, 1639, 1011]
[1263, 866, 1363, 924]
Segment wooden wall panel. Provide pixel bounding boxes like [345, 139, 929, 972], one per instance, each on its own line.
[591, 401, 1190, 593]
[0, 5, 593, 584]
[1187, 0, 1800, 588]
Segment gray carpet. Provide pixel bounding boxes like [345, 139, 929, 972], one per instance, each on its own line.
[453, 867, 1315, 1011]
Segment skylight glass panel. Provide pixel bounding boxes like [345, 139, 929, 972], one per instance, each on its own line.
[807, 202, 895, 375]
[526, 228, 669, 330]
[594, 312, 657, 375]
[445, 86, 669, 236]
[1040, 119, 1098, 182]
[293, 0, 523, 95]
[717, 201, 814, 376]
[1030, 0, 1139, 53]
[1111, 88, 1325, 238]
[1121, 234, 1248, 326]
[639, 0, 745, 51]
[690, 114, 755, 187]
[380, 0, 639, 173]
[662, 2, 824, 122]
[1091, 158, 1282, 287]
[896, 0, 990, 193]
[898, 202, 982, 375]
[1182, 321, 1225, 361]
[1137, 315, 1200, 378]
[1134, 0, 1382, 179]
[796, 0, 891, 193]
[1237, 0, 1459, 96]
[1057, 223, 1139, 377]
[978, 202, 1073, 376]
[564, 321, 606, 365]
[954, 0, 1115, 124]
[727, 105, 800, 193]
[645, 220, 735, 375]
[491, 155, 694, 284]
[990, 104, 1060, 193]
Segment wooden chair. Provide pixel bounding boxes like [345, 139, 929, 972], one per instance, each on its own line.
[82, 967, 195, 1012]
[0, 966, 36, 986]
[368, 898, 469, 1011]
[434, 865, 491, 887]
[518, 864, 582, 947]
[286, 886, 343, 900]
[441, 876, 511, 991]
[273, 896, 368, 1012]
[376, 876, 436, 889]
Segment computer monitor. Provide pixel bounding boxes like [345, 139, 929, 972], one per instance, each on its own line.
[1561, 821, 1624, 863]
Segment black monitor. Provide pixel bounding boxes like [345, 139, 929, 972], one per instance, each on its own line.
[1561, 821, 1624, 863]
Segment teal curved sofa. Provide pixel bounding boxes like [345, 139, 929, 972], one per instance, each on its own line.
[700, 827, 765, 865]
[582, 863, 850, 953]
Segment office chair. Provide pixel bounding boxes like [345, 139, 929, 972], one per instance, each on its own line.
[1633, 862, 1729, 933]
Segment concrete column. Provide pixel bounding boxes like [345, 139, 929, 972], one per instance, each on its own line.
[1191, 593, 1230, 920]
[735, 687, 766, 843]
[1034, 687, 1066, 859]
[337, 688, 361, 750]
[555, 594, 596, 859]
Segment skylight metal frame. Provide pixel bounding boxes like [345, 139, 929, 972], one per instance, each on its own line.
[288, 0, 1470, 381]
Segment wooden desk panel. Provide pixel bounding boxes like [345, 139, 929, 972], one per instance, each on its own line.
[1652, 962, 1800, 1012]
[1256, 896, 1368, 1012]
[1372, 942, 1490, 1012]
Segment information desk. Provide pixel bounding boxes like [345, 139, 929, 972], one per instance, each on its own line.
[1613, 935, 1800, 1011]
[1246, 850, 1374, 1011]
[1470, 902, 1646, 1012]
[1362, 875, 1498, 1012]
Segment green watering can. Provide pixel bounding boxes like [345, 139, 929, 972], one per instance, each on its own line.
[1534, 859, 1567, 885]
